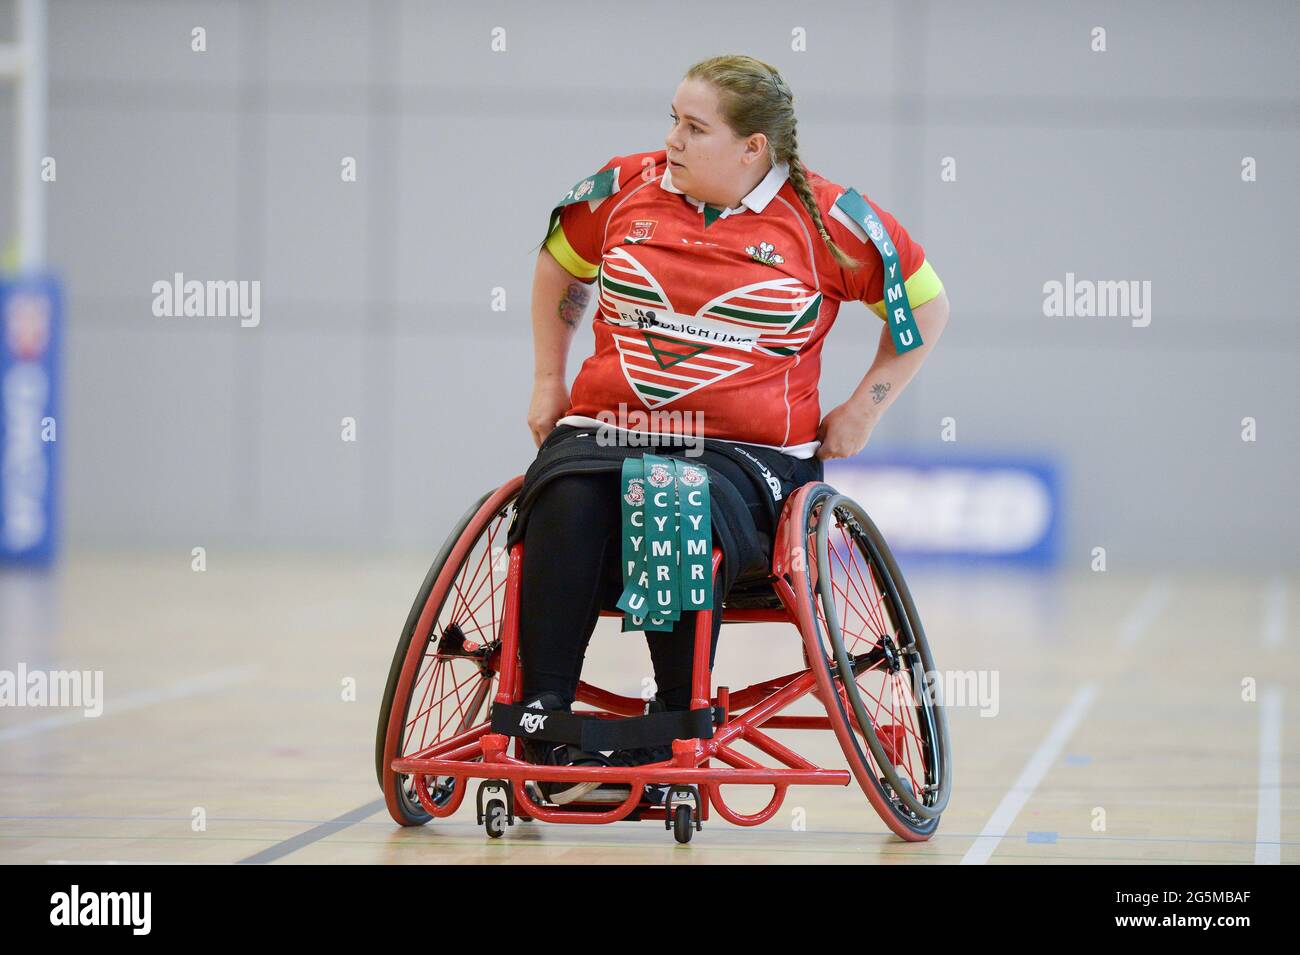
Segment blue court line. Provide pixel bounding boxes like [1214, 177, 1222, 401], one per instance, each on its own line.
[235, 799, 387, 864]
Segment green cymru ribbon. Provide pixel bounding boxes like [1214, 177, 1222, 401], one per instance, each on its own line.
[832, 187, 923, 355]
[641, 454, 680, 625]
[615, 454, 713, 633]
[673, 458, 712, 612]
[616, 458, 668, 632]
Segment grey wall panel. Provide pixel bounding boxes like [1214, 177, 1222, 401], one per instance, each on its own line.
[46, 106, 242, 302]
[61, 317, 241, 543]
[388, 326, 537, 548]
[393, 0, 903, 95]
[261, 112, 370, 308]
[49, 0, 241, 89]
[264, 0, 370, 90]
[920, 0, 1299, 100]
[0, 0, 15, 43]
[252, 325, 368, 544]
[0, 0, 1290, 568]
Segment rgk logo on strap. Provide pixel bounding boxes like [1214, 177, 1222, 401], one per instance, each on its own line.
[519, 713, 548, 733]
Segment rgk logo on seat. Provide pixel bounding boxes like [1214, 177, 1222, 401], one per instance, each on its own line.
[519, 712, 548, 733]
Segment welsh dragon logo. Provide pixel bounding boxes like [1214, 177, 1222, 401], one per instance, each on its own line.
[647, 463, 673, 488]
[623, 478, 645, 506]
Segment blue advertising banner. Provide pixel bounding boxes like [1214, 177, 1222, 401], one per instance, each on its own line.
[0, 274, 61, 565]
[825, 452, 1061, 567]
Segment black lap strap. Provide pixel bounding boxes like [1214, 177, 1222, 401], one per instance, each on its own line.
[491, 702, 723, 750]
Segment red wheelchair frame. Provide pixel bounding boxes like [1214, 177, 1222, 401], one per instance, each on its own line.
[378, 474, 951, 844]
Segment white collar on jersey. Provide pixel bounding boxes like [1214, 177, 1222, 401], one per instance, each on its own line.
[659, 159, 790, 219]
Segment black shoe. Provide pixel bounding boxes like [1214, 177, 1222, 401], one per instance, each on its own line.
[519, 693, 629, 806]
[608, 697, 677, 805]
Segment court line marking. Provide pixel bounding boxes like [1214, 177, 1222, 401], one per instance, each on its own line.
[6, 830, 1295, 865]
[1255, 687, 1283, 864]
[236, 799, 387, 865]
[47, 860, 184, 865]
[1116, 576, 1171, 646]
[960, 683, 1099, 865]
[2, 823, 1296, 848]
[0, 666, 259, 743]
[1262, 576, 1286, 647]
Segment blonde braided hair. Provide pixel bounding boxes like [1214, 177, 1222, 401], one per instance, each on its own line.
[684, 54, 864, 271]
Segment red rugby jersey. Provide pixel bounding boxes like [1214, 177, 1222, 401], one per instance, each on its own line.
[543, 149, 943, 456]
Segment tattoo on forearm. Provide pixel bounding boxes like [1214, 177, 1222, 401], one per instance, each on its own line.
[557, 282, 592, 328]
[871, 382, 892, 404]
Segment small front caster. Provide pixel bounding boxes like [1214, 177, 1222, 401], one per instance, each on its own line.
[484, 799, 508, 839]
[664, 784, 702, 844]
[476, 778, 515, 837]
[672, 804, 693, 844]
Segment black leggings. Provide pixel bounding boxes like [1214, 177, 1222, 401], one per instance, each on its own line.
[518, 472, 728, 713]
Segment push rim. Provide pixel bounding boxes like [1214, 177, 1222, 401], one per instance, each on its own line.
[806, 488, 951, 824]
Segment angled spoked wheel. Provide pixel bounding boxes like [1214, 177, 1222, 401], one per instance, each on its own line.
[375, 480, 521, 825]
[794, 484, 952, 840]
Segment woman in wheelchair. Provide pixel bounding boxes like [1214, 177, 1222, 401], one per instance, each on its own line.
[376, 54, 951, 842]
[513, 54, 950, 806]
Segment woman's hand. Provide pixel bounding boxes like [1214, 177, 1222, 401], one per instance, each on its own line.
[527, 376, 571, 447]
[815, 400, 878, 460]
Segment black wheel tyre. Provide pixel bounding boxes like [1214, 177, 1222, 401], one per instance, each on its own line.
[375, 488, 494, 790]
[485, 799, 508, 839]
[800, 485, 950, 837]
[673, 805, 693, 844]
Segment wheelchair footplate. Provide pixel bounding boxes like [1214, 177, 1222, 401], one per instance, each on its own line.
[489, 700, 723, 832]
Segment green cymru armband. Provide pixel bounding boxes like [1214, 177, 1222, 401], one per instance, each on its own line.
[539, 165, 622, 249]
[832, 188, 924, 355]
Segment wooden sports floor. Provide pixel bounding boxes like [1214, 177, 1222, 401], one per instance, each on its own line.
[0, 553, 1293, 865]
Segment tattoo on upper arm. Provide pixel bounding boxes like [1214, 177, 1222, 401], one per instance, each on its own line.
[871, 382, 892, 404]
[558, 281, 592, 328]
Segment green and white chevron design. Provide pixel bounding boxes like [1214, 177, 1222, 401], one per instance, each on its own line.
[596, 247, 824, 408]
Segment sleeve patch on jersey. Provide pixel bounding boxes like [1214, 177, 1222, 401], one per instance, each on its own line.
[868, 258, 944, 320]
[555, 165, 621, 210]
[544, 222, 600, 281]
[540, 164, 624, 252]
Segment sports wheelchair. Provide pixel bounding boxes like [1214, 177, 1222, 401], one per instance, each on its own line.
[376, 475, 951, 844]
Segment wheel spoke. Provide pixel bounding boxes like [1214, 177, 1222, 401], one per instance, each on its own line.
[447, 522, 502, 636]
[827, 560, 875, 649]
[842, 528, 890, 638]
[889, 674, 921, 788]
[406, 664, 485, 739]
[406, 656, 441, 754]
